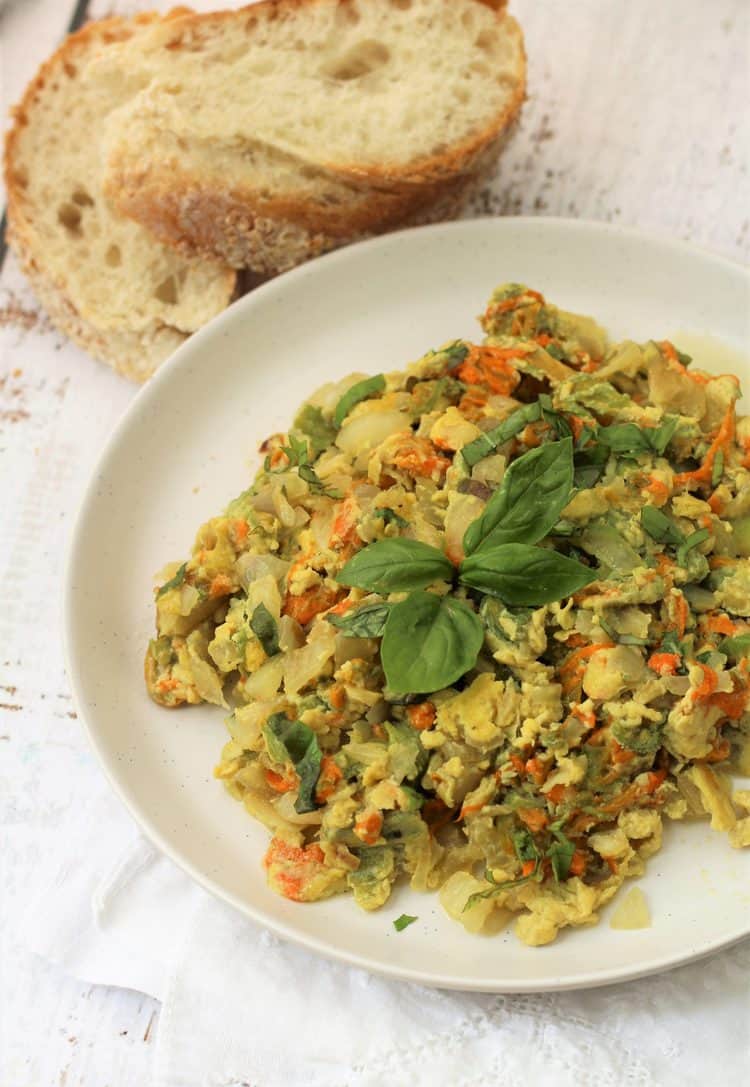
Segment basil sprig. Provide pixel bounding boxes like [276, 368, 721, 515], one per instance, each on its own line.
[157, 562, 187, 598]
[263, 713, 322, 814]
[460, 544, 595, 606]
[641, 507, 711, 567]
[719, 633, 750, 662]
[380, 592, 485, 695]
[250, 602, 280, 656]
[327, 602, 391, 638]
[337, 538, 454, 593]
[463, 438, 574, 555]
[334, 374, 386, 428]
[597, 416, 678, 456]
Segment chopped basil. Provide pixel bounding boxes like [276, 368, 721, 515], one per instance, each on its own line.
[327, 602, 391, 638]
[156, 563, 187, 598]
[640, 506, 684, 546]
[374, 507, 409, 529]
[263, 713, 322, 814]
[393, 913, 418, 932]
[249, 603, 280, 657]
[460, 401, 542, 469]
[334, 374, 386, 428]
[719, 633, 750, 662]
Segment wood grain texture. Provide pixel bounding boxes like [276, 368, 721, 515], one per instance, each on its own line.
[0, 0, 747, 1084]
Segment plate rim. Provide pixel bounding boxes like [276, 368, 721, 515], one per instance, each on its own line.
[63, 216, 750, 992]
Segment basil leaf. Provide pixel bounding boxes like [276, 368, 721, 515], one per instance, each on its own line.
[719, 633, 750, 662]
[512, 829, 540, 863]
[298, 463, 343, 498]
[393, 913, 418, 932]
[573, 442, 610, 488]
[293, 404, 337, 458]
[640, 506, 684, 546]
[547, 830, 575, 882]
[282, 433, 310, 467]
[711, 449, 725, 488]
[380, 591, 484, 695]
[676, 528, 710, 568]
[463, 438, 574, 555]
[459, 544, 595, 606]
[649, 415, 679, 455]
[374, 507, 409, 529]
[338, 539, 454, 593]
[249, 602, 280, 657]
[263, 713, 322, 814]
[460, 401, 541, 469]
[463, 868, 541, 911]
[156, 562, 187, 598]
[327, 602, 391, 638]
[597, 423, 652, 454]
[537, 394, 572, 438]
[334, 374, 386, 428]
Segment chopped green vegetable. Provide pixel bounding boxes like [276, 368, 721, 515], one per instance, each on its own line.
[249, 602, 280, 657]
[156, 563, 187, 598]
[327, 602, 391, 638]
[334, 374, 386, 428]
[393, 913, 418, 932]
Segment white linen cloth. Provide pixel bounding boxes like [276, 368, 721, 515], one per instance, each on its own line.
[24, 787, 750, 1087]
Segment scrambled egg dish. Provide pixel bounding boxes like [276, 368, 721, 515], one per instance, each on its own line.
[146, 284, 750, 946]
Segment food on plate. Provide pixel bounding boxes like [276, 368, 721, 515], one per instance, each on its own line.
[95, 0, 526, 272]
[3, 16, 236, 382]
[145, 282, 750, 945]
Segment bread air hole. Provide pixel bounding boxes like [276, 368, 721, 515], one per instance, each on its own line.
[154, 276, 179, 305]
[476, 29, 496, 53]
[72, 188, 94, 207]
[105, 245, 122, 267]
[321, 40, 390, 81]
[389, 0, 413, 9]
[57, 202, 82, 236]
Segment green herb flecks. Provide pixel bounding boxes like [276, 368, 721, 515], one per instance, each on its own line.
[327, 602, 391, 638]
[157, 563, 187, 598]
[393, 913, 418, 932]
[250, 603, 280, 657]
[334, 374, 386, 428]
[263, 713, 322, 814]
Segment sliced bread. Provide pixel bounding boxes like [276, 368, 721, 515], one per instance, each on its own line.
[4, 16, 236, 382]
[95, 0, 525, 271]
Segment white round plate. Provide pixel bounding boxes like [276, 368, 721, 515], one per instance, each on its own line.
[65, 218, 750, 992]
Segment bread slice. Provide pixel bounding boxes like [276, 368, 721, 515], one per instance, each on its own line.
[95, 0, 525, 271]
[4, 16, 236, 382]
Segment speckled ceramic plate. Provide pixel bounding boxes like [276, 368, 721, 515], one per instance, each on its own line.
[65, 218, 750, 991]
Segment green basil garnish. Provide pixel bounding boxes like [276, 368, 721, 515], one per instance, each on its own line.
[640, 506, 684, 546]
[334, 374, 386, 428]
[463, 438, 574, 555]
[460, 401, 542, 469]
[338, 539, 453, 593]
[374, 507, 409, 529]
[676, 528, 710, 567]
[327, 602, 391, 638]
[249, 602, 280, 657]
[460, 543, 595, 606]
[393, 913, 418, 932]
[263, 713, 322, 814]
[380, 591, 484, 694]
[711, 449, 725, 488]
[719, 633, 750, 662]
[597, 416, 678, 456]
[292, 404, 337, 458]
[156, 563, 187, 598]
[547, 828, 575, 882]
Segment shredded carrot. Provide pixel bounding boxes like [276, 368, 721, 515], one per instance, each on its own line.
[233, 518, 249, 544]
[326, 595, 358, 617]
[457, 387, 488, 421]
[671, 593, 689, 638]
[156, 677, 180, 693]
[518, 807, 549, 832]
[611, 741, 635, 765]
[392, 438, 450, 479]
[644, 770, 667, 794]
[674, 402, 736, 487]
[711, 687, 749, 720]
[545, 784, 567, 804]
[209, 573, 234, 598]
[354, 810, 383, 846]
[565, 633, 588, 649]
[328, 685, 346, 711]
[521, 423, 541, 448]
[458, 800, 487, 820]
[328, 495, 360, 551]
[525, 757, 548, 785]
[644, 475, 671, 505]
[535, 333, 553, 347]
[456, 344, 528, 396]
[315, 755, 343, 802]
[569, 851, 587, 877]
[603, 856, 619, 874]
[509, 754, 526, 776]
[647, 651, 681, 676]
[559, 643, 614, 674]
[691, 663, 718, 703]
[283, 584, 340, 625]
[521, 859, 537, 877]
[571, 704, 596, 730]
[708, 490, 724, 515]
[486, 289, 545, 318]
[265, 768, 299, 794]
[567, 415, 586, 442]
[407, 701, 436, 731]
[705, 613, 737, 636]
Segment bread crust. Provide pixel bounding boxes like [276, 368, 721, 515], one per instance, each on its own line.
[3, 14, 235, 381]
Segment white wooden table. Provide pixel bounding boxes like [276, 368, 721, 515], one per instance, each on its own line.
[1, 1, 747, 1083]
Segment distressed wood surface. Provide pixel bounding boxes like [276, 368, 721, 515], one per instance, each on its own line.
[1, 0, 747, 1084]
